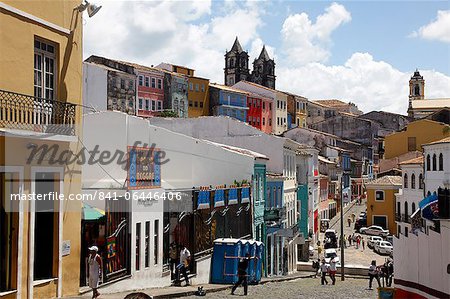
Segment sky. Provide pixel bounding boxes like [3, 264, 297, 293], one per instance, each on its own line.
[83, 0, 450, 114]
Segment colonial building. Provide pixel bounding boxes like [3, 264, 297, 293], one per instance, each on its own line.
[1, 1, 84, 297]
[407, 70, 450, 119]
[224, 37, 275, 89]
[209, 83, 248, 122]
[313, 99, 362, 116]
[285, 92, 308, 129]
[247, 93, 273, 134]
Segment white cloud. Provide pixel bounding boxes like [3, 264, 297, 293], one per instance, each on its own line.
[410, 10, 450, 43]
[281, 2, 351, 65]
[277, 53, 450, 114]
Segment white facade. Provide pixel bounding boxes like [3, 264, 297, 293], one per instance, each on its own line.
[423, 138, 450, 194]
[82, 111, 255, 291]
[82, 62, 111, 113]
[275, 91, 288, 135]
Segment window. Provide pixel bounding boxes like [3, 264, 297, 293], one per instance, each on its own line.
[34, 39, 56, 99]
[157, 101, 162, 111]
[375, 190, 384, 201]
[269, 118, 272, 126]
[195, 84, 199, 91]
[154, 220, 159, 265]
[277, 100, 280, 109]
[397, 201, 401, 216]
[145, 77, 149, 87]
[426, 154, 431, 171]
[145, 99, 149, 110]
[121, 79, 125, 89]
[157, 79, 162, 89]
[152, 100, 156, 111]
[269, 103, 272, 111]
[408, 137, 416, 151]
[139, 98, 143, 110]
[277, 117, 280, 126]
[404, 226, 408, 237]
[199, 102, 203, 108]
[262, 118, 265, 126]
[151, 78, 156, 88]
[404, 202, 409, 217]
[419, 173, 424, 189]
[404, 173, 408, 188]
[136, 223, 141, 270]
[439, 153, 443, 171]
[194, 101, 198, 108]
[201, 84, 205, 92]
[262, 102, 265, 110]
[139, 75, 143, 86]
[432, 154, 437, 171]
[411, 173, 416, 189]
[189, 83, 193, 90]
[412, 202, 416, 214]
[189, 101, 193, 107]
[145, 222, 150, 268]
[130, 80, 134, 89]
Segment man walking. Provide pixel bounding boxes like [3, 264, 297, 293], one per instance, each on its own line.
[231, 253, 250, 295]
[362, 238, 365, 250]
[368, 260, 381, 290]
[329, 257, 337, 285]
[320, 259, 329, 285]
[178, 244, 191, 286]
[347, 217, 351, 227]
[87, 246, 102, 299]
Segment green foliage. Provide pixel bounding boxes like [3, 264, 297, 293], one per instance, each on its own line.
[159, 110, 178, 118]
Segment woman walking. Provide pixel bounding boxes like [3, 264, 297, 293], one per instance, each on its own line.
[88, 246, 102, 298]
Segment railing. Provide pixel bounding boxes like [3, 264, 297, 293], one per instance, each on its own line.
[0, 89, 76, 135]
[402, 214, 410, 223]
[395, 214, 401, 222]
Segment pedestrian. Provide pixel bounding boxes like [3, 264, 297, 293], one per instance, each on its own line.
[87, 246, 102, 299]
[329, 256, 337, 285]
[368, 260, 381, 290]
[320, 259, 329, 285]
[312, 258, 320, 278]
[343, 235, 347, 248]
[347, 217, 351, 227]
[356, 236, 361, 249]
[169, 242, 178, 280]
[362, 238, 365, 250]
[231, 253, 250, 295]
[318, 245, 323, 258]
[348, 235, 352, 246]
[177, 244, 191, 286]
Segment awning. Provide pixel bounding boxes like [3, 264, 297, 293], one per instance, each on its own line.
[82, 203, 106, 221]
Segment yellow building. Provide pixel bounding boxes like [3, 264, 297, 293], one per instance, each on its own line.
[366, 176, 402, 235]
[1, 1, 85, 298]
[384, 119, 450, 159]
[187, 76, 209, 117]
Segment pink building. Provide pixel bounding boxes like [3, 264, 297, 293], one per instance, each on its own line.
[136, 66, 164, 118]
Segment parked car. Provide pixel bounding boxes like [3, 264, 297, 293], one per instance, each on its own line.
[324, 248, 340, 265]
[374, 241, 393, 255]
[360, 225, 389, 236]
[354, 218, 367, 231]
[367, 236, 383, 249]
[359, 211, 367, 219]
[385, 235, 393, 244]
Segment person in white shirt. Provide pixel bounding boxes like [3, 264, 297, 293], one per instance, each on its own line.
[329, 257, 337, 285]
[178, 245, 191, 286]
[368, 260, 381, 290]
[319, 259, 329, 285]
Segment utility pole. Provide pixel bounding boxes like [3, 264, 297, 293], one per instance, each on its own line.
[340, 172, 345, 281]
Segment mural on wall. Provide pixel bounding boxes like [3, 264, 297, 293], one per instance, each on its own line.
[127, 146, 161, 189]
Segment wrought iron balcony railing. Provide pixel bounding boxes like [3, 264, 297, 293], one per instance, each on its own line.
[0, 90, 76, 135]
[401, 214, 410, 223]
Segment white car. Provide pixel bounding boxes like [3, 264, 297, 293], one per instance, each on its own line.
[360, 225, 389, 236]
[374, 241, 393, 255]
[324, 248, 340, 265]
[359, 211, 367, 219]
[367, 236, 383, 249]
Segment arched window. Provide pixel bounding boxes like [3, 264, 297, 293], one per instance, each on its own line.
[411, 173, 416, 189]
[426, 154, 431, 171]
[432, 154, 437, 171]
[414, 84, 420, 96]
[397, 201, 401, 216]
[404, 173, 408, 188]
[439, 153, 443, 171]
[419, 173, 424, 189]
[404, 202, 409, 218]
[412, 202, 416, 213]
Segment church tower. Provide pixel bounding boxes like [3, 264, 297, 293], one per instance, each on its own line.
[408, 69, 425, 117]
[224, 37, 249, 86]
[251, 45, 276, 89]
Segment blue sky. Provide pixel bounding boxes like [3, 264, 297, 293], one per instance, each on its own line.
[84, 0, 450, 114]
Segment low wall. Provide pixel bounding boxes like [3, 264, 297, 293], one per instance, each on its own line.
[297, 262, 368, 276]
[192, 254, 212, 285]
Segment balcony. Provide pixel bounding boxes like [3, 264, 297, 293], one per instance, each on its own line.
[401, 214, 410, 223]
[395, 214, 401, 222]
[0, 90, 76, 135]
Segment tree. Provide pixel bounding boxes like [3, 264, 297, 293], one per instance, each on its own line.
[158, 110, 178, 118]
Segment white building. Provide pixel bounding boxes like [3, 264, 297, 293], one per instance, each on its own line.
[395, 156, 424, 237]
[82, 111, 255, 292]
[393, 137, 450, 298]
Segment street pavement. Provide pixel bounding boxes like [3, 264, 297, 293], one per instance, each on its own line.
[189, 277, 378, 299]
[315, 199, 387, 267]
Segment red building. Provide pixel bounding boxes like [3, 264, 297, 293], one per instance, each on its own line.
[247, 93, 272, 134]
[136, 66, 165, 118]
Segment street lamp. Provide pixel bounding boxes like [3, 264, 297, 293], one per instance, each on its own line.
[337, 166, 345, 281]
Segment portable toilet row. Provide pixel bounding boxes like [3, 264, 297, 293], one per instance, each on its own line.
[211, 238, 264, 284]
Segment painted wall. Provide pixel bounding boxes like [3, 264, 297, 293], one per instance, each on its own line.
[423, 141, 450, 195]
[137, 69, 164, 117]
[366, 187, 399, 234]
[384, 119, 450, 159]
[188, 77, 209, 117]
[274, 92, 288, 135]
[82, 62, 108, 114]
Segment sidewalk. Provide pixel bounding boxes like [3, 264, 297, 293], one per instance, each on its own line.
[72, 272, 314, 299]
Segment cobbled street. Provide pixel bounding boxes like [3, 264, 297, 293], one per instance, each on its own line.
[187, 277, 378, 299]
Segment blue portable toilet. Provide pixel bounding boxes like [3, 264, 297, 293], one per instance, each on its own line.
[254, 241, 264, 282]
[246, 240, 258, 284]
[211, 238, 242, 284]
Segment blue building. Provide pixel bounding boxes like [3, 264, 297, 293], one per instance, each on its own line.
[209, 83, 248, 122]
